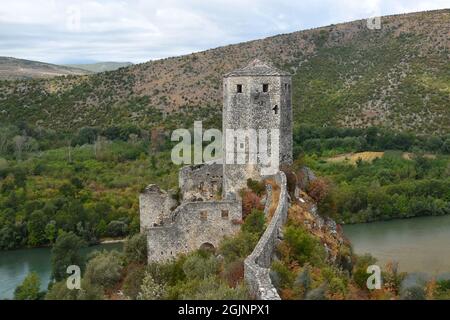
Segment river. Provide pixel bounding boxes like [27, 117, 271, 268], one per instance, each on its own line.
[2, 215, 450, 299]
[343, 214, 450, 274]
[0, 243, 122, 300]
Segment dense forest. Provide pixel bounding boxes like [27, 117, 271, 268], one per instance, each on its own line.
[1, 122, 449, 250]
[293, 126, 450, 223]
[12, 176, 450, 301]
[0, 123, 178, 250]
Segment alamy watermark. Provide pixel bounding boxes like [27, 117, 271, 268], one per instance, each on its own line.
[171, 121, 280, 175]
[66, 265, 81, 290]
[366, 265, 382, 290]
[366, 1, 382, 30]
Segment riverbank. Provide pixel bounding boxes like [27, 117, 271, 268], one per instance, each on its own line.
[0, 242, 123, 300]
[100, 238, 126, 244]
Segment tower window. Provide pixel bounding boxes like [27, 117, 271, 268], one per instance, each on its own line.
[236, 84, 242, 93]
[221, 210, 229, 219]
[284, 83, 288, 90]
[200, 211, 208, 221]
[273, 105, 279, 115]
[263, 84, 269, 92]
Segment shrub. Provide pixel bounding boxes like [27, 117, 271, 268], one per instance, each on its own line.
[14, 272, 41, 300]
[106, 220, 128, 237]
[293, 265, 312, 297]
[353, 254, 377, 290]
[241, 191, 264, 218]
[51, 232, 86, 282]
[176, 276, 248, 300]
[221, 259, 244, 288]
[305, 283, 328, 300]
[246, 179, 265, 196]
[77, 279, 105, 300]
[400, 285, 426, 300]
[182, 252, 220, 280]
[123, 233, 148, 264]
[307, 177, 331, 204]
[241, 209, 265, 236]
[399, 273, 428, 300]
[219, 232, 260, 264]
[146, 257, 187, 287]
[45, 279, 104, 300]
[84, 250, 123, 289]
[137, 271, 166, 300]
[45, 281, 78, 300]
[283, 225, 325, 266]
[122, 264, 146, 300]
[270, 260, 295, 290]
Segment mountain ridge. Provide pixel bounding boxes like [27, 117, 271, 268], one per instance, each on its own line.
[0, 9, 448, 134]
[0, 57, 92, 80]
[64, 62, 133, 73]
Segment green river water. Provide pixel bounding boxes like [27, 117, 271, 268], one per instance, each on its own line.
[343, 214, 450, 274]
[2, 215, 450, 299]
[0, 242, 122, 300]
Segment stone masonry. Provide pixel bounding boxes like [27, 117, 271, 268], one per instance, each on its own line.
[140, 59, 292, 265]
[244, 171, 288, 300]
[222, 59, 293, 197]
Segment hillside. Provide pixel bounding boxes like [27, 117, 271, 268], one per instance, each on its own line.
[0, 57, 91, 80]
[0, 9, 448, 133]
[64, 62, 133, 73]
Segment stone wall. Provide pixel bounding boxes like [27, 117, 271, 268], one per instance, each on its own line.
[147, 200, 241, 262]
[222, 71, 292, 196]
[244, 171, 288, 300]
[179, 163, 223, 202]
[139, 184, 178, 232]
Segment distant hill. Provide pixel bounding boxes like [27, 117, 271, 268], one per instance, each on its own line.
[0, 9, 449, 134]
[0, 57, 91, 80]
[64, 62, 133, 73]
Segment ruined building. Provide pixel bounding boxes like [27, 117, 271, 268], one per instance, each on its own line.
[140, 59, 292, 262]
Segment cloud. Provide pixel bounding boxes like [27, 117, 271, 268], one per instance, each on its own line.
[0, 0, 448, 64]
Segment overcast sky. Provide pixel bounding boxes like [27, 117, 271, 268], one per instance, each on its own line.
[0, 0, 449, 64]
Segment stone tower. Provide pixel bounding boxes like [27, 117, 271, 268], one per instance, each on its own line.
[222, 59, 292, 197]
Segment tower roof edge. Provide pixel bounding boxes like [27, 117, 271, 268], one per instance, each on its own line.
[224, 59, 291, 77]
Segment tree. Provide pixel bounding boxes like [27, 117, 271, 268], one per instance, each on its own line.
[284, 225, 325, 266]
[137, 271, 166, 300]
[441, 138, 450, 154]
[84, 250, 123, 289]
[45, 279, 104, 300]
[45, 221, 57, 244]
[27, 210, 48, 246]
[51, 232, 86, 281]
[123, 264, 146, 299]
[14, 272, 41, 300]
[241, 191, 264, 218]
[307, 178, 331, 204]
[94, 135, 108, 160]
[241, 209, 265, 236]
[123, 233, 148, 264]
[13, 135, 26, 161]
[353, 254, 377, 289]
[182, 253, 219, 280]
[106, 220, 128, 237]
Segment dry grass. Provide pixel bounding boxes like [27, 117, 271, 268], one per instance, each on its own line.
[264, 178, 280, 221]
[327, 151, 385, 165]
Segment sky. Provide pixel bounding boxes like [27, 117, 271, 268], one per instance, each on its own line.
[0, 0, 449, 64]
